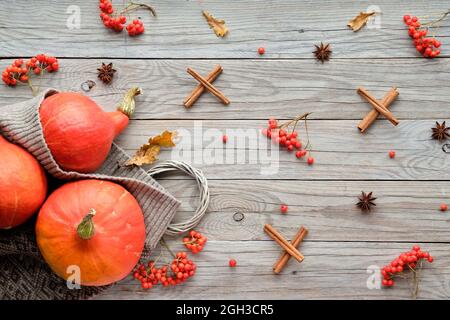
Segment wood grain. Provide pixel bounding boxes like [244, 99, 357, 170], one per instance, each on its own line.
[1, 59, 450, 120]
[147, 179, 450, 243]
[0, 0, 448, 59]
[96, 241, 450, 300]
[1, 0, 450, 300]
[112, 119, 450, 180]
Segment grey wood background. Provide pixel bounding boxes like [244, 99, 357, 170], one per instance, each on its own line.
[1, 0, 450, 299]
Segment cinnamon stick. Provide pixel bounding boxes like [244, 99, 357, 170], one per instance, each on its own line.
[357, 87, 399, 126]
[264, 224, 304, 263]
[273, 226, 308, 274]
[358, 87, 398, 133]
[184, 65, 223, 108]
[187, 67, 230, 105]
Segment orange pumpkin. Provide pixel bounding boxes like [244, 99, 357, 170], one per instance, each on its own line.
[39, 88, 141, 173]
[0, 135, 47, 229]
[36, 179, 145, 286]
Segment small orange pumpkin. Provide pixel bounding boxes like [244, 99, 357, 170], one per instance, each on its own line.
[0, 135, 47, 229]
[36, 179, 145, 286]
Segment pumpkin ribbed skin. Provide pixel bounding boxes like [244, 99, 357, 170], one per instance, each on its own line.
[39, 92, 129, 173]
[0, 136, 47, 229]
[36, 179, 145, 286]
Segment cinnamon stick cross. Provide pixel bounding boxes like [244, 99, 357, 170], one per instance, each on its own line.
[264, 224, 305, 265]
[357, 87, 400, 132]
[273, 226, 308, 274]
[184, 65, 223, 108]
[184, 66, 230, 107]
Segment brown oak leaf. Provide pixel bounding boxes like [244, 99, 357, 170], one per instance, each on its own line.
[347, 11, 376, 32]
[125, 130, 177, 166]
[202, 10, 228, 37]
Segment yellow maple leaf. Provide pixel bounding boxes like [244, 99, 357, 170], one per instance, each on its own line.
[202, 10, 228, 37]
[125, 130, 177, 166]
[347, 11, 376, 32]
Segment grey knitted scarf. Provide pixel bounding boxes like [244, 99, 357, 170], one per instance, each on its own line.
[0, 88, 181, 299]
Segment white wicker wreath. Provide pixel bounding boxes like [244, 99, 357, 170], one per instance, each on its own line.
[147, 160, 210, 236]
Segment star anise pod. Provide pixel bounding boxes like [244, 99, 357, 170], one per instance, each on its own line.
[313, 42, 332, 63]
[97, 62, 116, 84]
[356, 191, 376, 212]
[431, 121, 450, 141]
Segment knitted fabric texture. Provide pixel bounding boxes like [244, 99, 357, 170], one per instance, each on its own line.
[0, 89, 181, 299]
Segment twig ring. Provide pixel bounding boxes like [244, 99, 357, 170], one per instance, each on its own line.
[147, 160, 210, 236]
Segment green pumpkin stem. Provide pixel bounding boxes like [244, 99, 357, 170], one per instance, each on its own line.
[117, 87, 142, 118]
[77, 208, 97, 240]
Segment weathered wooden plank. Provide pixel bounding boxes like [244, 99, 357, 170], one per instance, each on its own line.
[111, 119, 450, 180]
[95, 241, 450, 300]
[149, 179, 450, 243]
[0, 59, 450, 120]
[0, 0, 448, 58]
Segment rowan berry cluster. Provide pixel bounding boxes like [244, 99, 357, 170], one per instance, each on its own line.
[2, 54, 59, 86]
[183, 230, 207, 254]
[404, 15, 441, 58]
[262, 116, 314, 165]
[126, 19, 145, 36]
[381, 245, 434, 287]
[99, 0, 146, 36]
[99, 0, 113, 14]
[133, 252, 197, 289]
[100, 13, 127, 32]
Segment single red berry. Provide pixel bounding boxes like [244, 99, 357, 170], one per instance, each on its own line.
[258, 47, 265, 55]
[403, 15, 411, 23]
[389, 151, 395, 159]
[440, 203, 448, 212]
[280, 204, 288, 214]
[296, 150, 307, 158]
[229, 259, 237, 267]
[222, 135, 228, 144]
[307, 157, 314, 165]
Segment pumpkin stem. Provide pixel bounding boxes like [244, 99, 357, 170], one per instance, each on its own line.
[77, 208, 97, 240]
[117, 87, 142, 118]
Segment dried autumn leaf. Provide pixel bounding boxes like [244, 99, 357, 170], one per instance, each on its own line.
[347, 11, 376, 31]
[125, 130, 177, 166]
[202, 10, 228, 37]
